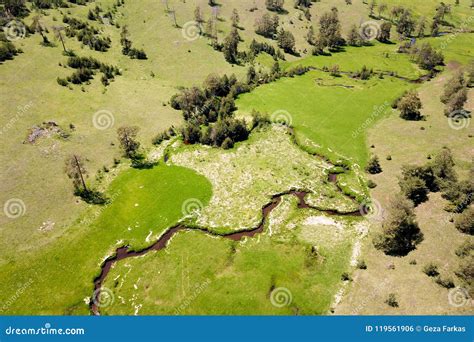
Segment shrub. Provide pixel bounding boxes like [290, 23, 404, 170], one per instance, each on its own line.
[356, 260, 367, 270]
[57, 77, 68, 86]
[341, 272, 351, 281]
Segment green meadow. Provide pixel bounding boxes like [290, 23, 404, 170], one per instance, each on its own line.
[236, 70, 410, 166]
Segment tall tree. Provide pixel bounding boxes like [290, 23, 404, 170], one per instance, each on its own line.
[52, 25, 67, 52]
[222, 28, 239, 63]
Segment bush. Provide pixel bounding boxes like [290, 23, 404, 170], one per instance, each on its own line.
[455, 240, 474, 258]
[356, 260, 367, 270]
[423, 263, 439, 277]
[398, 91, 423, 121]
[435, 276, 455, 289]
[385, 293, 398, 307]
[57, 77, 68, 86]
[341, 272, 351, 281]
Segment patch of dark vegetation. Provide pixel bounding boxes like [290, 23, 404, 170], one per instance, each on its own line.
[120, 25, 147, 59]
[434, 275, 455, 289]
[373, 194, 423, 256]
[65, 154, 108, 205]
[422, 263, 439, 277]
[356, 259, 367, 270]
[351, 65, 373, 80]
[395, 90, 423, 121]
[0, 32, 22, 63]
[365, 155, 382, 174]
[57, 54, 121, 86]
[455, 207, 473, 235]
[385, 293, 398, 307]
[63, 15, 111, 51]
[24, 121, 71, 144]
[168, 65, 312, 149]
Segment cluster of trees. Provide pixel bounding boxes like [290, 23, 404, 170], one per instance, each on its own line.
[120, 25, 147, 59]
[0, 32, 22, 62]
[57, 54, 121, 86]
[63, 15, 111, 52]
[374, 149, 473, 256]
[441, 69, 469, 116]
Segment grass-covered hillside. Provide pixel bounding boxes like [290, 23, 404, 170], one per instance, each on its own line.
[0, 0, 472, 315]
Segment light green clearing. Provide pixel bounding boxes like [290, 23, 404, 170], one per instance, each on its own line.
[0, 165, 211, 314]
